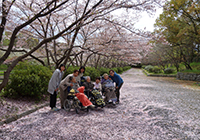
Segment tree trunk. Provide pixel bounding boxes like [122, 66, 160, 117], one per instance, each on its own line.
[45, 43, 50, 66]
[63, 24, 81, 66]
[95, 55, 100, 69]
[84, 53, 93, 67]
[69, 57, 75, 66]
[75, 55, 79, 67]
[0, 0, 69, 65]
[184, 62, 192, 70]
[80, 53, 83, 66]
[0, 57, 20, 91]
[0, 0, 7, 43]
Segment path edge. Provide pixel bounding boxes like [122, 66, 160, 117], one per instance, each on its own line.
[0, 102, 49, 126]
[142, 69, 176, 77]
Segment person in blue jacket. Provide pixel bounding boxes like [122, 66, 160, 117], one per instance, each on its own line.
[109, 70, 124, 103]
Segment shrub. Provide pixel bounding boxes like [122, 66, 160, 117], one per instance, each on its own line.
[153, 66, 161, 73]
[144, 65, 154, 72]
[142, 65, 146, 69]
[99, 67, 109, 76]
[117, 67, 123, 74]
[3, 61, 52, 100]
[84, 67, 100, 81]
[112, 67, 118, 73]
[0, 64, 8, 70]
[191, 62, 200, 70]
[164, 68, 174, 74]
[123, 66, 131, 71]
[63, 66, 79, 78]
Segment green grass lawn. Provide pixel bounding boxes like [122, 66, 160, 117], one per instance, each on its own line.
[181, 69, 200, 74]
[0, 70, 5, 77]
[181, 62, 200, 74]
[0, 71, 4, 74]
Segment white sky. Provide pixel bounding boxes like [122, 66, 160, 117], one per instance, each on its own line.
[134, 8, 163, 32]
[112, 7, 163, 32]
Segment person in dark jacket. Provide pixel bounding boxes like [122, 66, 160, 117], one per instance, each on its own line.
[109, 70, 124, 103]
[82, 76, 94, 97]
[76, 66, 86, 86]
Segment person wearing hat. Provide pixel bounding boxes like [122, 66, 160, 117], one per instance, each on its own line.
[48, 64, 65, 111]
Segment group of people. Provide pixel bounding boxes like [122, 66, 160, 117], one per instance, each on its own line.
[47, 64, 124, 111]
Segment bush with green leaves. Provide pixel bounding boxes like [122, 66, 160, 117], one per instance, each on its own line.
[99, 67, 109, 76]
[191, 62, 200, 70]
[153, 66, 161, 73]
[164, 68, 174, 74]
[84, 67, 100, 81]
[0, 64, 8, 70]
[144, 65, 154, 72]
[63, 66, 79, 78]
[122, 66, 131, 71]
[117, 67, 123, 74]
[3, 61, 52, 100]
[112, 68, 118, 73]
[142, 65, 146, 69]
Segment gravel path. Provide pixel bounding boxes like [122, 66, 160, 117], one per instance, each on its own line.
[0, 68, 200, 140]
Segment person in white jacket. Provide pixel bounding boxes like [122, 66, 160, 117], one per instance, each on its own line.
[93, 77, 102, 92]
[48, 64, 65, 111]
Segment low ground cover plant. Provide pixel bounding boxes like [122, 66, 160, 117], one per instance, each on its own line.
[143, 62, 200, 75]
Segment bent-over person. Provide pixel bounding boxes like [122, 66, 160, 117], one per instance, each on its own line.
[59, 70, 79, 109]
[48, 64, 65, 111]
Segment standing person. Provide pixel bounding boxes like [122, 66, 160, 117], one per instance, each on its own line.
[47, 64, 65, 111]
[109, 70, 124, 104]
[76, 66, 85, 86]
[59, 70, 79, 109]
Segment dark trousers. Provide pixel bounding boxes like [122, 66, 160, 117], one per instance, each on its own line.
[116, 82, 124, 101]
[50, 91, 57, 109]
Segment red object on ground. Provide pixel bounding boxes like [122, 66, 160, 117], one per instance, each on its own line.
[76, 86, 92, 107]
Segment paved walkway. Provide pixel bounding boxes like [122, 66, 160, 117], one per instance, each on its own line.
[0, 68, 200, 140]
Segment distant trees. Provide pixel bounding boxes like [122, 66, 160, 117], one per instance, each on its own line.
[147, 0, 200, 70]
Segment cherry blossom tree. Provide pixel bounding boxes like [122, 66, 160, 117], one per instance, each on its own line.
[0, 0, 165, 91]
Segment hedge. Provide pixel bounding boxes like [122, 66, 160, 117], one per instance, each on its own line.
[3, 62, 52, 100]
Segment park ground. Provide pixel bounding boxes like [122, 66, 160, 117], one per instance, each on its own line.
[0, 68, 200, 139]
